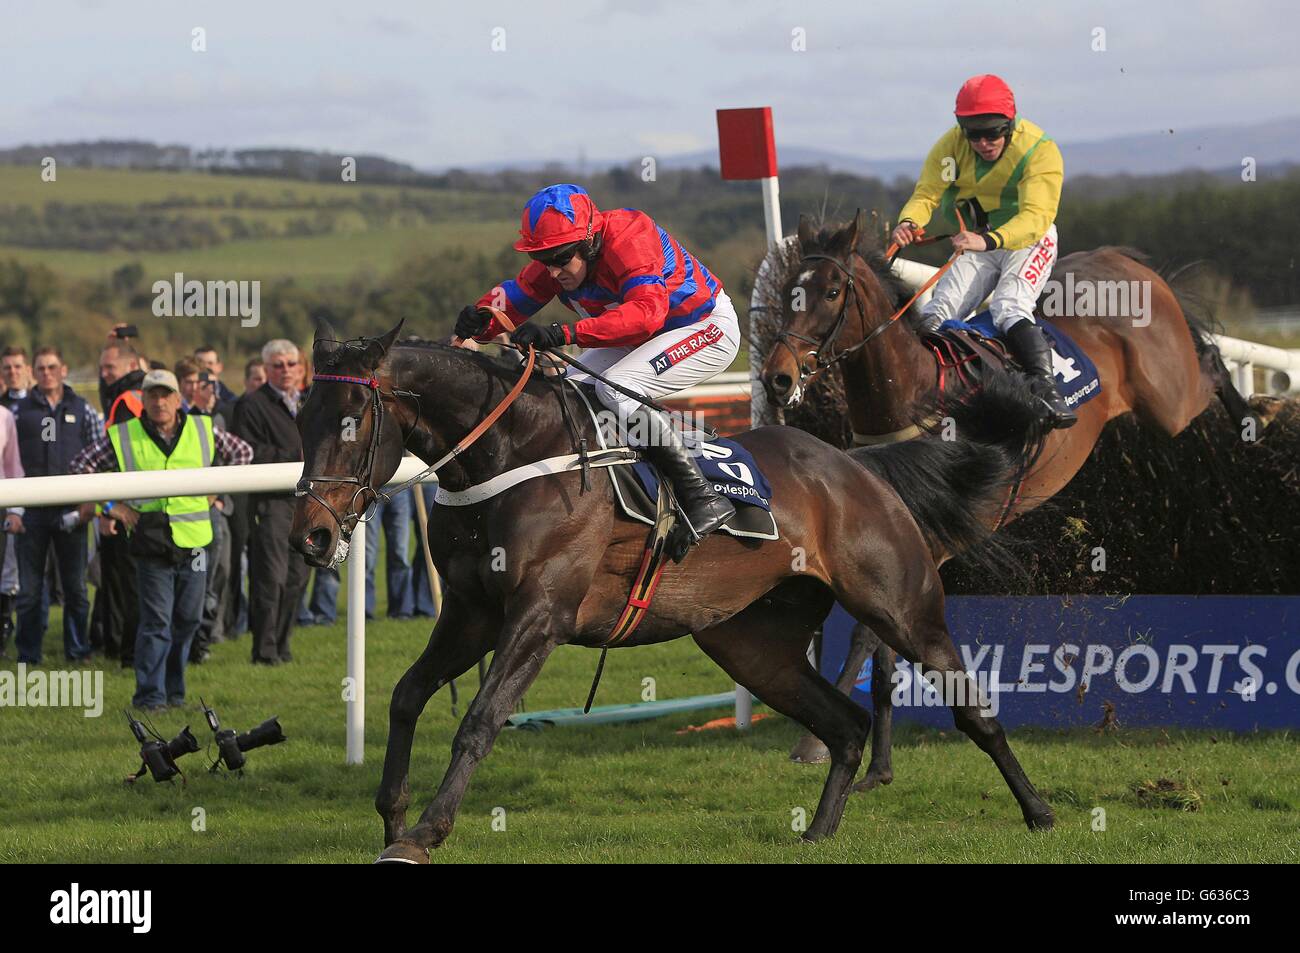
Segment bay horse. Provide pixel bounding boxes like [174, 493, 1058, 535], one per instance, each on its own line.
[290, 320, 1051, 862]
[760, 211, 1259, 782]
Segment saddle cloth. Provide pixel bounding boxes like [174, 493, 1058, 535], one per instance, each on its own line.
[934, 310, 1103, 409]
[571, 383, 779, 541]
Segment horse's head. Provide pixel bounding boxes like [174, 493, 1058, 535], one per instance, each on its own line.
[761, 210, 884, 408]
[292, 319, 411, 568]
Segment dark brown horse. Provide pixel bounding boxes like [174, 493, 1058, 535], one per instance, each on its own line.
[290, 321, 1052, 861]
[760, 211, 1258, 781]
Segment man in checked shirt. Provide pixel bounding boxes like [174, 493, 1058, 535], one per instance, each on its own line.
[71, 369, 253, 711]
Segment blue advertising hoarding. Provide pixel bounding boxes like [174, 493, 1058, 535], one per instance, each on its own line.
[819, 596, 1300, 730]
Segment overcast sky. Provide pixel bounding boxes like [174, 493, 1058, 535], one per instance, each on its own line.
[3, 0, 1295, 168]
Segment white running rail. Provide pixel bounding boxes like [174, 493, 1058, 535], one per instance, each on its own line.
[719, 248, 1300, 404]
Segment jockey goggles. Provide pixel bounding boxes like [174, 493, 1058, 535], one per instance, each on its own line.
[960, 116, 1013, 142]
[528, 241, 581, 268]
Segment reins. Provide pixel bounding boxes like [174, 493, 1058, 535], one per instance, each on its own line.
[297, 319, 538, 537]
[777, 210, 969, 391]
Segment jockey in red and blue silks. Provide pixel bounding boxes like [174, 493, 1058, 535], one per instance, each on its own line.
[455, 183, 737, 560]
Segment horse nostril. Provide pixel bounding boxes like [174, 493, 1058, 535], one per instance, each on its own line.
[304, 528, 332, 557]
[773, 374, 793, 394]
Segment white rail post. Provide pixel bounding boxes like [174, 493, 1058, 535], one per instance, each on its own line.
[345, 529, 366, 765]
[731, 176, 783, 732]
[760, 175, 783, 250]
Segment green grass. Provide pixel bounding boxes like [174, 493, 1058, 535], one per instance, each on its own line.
[0, 165, 466, 209]
[2, 599, 1296, 864]
[0, 223, 514, 286]
[0, 165, 519, 286]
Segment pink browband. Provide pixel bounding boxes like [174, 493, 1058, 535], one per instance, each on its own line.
[313, 374, 379, 388]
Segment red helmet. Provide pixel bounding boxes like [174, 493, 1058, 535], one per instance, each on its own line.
[954, 74, 1016, 120]
[514, 184, 604, 253]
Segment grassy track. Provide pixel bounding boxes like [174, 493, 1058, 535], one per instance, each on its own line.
[2, 597, 1296, 864]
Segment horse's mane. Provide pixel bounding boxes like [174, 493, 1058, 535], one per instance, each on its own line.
[316, 333, 555, 396]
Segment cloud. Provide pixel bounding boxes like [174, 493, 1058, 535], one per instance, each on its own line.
[0, 0, 1296, 168]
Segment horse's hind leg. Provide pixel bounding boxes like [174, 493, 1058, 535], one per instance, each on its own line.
[853, 641, 896, 792]
[912, 616, 1054, 830]
[376, 593, 496, 847]
[695, 609, 871, 842]
[791, 626, 896, 792]
[790, 622, 876, 765]
[834, 572, 1052, 829]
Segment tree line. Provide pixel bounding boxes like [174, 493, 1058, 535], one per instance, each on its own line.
[0, 164, 1294, 370]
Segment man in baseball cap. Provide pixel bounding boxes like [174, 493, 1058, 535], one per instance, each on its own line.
[70, 364, 253, 710]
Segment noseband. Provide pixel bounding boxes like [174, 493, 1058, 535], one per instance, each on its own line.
[774, 252, 903, 390]
[295, 373, 422, 537]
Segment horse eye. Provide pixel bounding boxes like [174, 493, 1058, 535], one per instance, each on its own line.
[826, 287, 841, 301]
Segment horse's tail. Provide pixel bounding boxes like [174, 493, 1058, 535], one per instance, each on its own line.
[848, 373, 1047, 560]
[1157, 258, 1260, 426]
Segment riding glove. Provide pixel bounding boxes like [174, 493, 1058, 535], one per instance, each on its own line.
[455, 306, 489, 340]
[511, 322, 568, 350]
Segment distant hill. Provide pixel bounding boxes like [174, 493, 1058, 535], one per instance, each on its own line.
[0, 140, 430, 183]
[647, 116, 1300, 179]
[5, 117, 1299, 185]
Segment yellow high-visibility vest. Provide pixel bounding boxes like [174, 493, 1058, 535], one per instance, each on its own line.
[108, 414, 214, 549]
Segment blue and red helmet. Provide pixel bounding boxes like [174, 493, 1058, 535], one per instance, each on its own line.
[514, 184, 604, 253]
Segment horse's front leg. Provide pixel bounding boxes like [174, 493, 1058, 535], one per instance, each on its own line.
[376, 592, 498, 847]
[376, 597, 562, 863]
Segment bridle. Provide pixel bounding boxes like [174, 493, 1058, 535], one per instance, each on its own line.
[295, 332, 538, 540]
[773, 214, 966, 394]
[773, 251, 887, 391]
[295, 369, 424, 538]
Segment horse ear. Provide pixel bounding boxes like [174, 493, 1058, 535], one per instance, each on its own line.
[796, 213, 817, 252]
[362, 320, 405, 369]
[377, 319, 405, 355]
[835, 209, 864, 255]
[314, 317, 337, 343]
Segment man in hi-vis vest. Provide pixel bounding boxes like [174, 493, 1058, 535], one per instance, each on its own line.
[72, 370, 252, 711]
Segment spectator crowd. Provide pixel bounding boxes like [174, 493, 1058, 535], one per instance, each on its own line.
[0, 328, 436, 713]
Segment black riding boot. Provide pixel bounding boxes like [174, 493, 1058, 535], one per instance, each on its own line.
[1004, 318, 1077, 430]
[629, 407, 735, 562]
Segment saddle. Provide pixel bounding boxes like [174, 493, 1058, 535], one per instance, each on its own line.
[920, 323, 1013, 395]
[569, 382, 778, 542]
[923, 311, 1103, 410]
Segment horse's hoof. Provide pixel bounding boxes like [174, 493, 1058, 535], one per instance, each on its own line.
[851, 771, 893, 794]
[1025, 810, 1055, 832]
[789, 734, 830, 765]
[374, 841, 430, 864]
